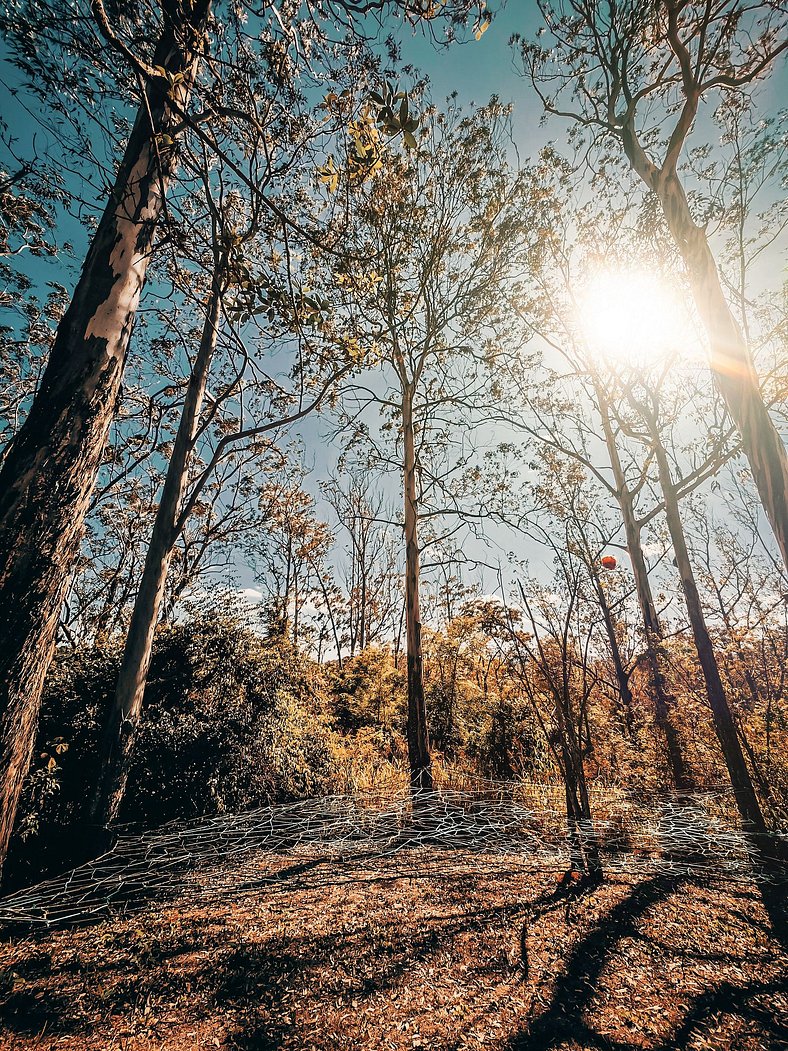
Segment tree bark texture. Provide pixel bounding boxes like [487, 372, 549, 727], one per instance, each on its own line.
[402, 386, 433, 793]
[91, 260, 224, 829]
[0, 8, 209, 873]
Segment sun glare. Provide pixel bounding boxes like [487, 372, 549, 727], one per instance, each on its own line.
[578, 270, 691, 368]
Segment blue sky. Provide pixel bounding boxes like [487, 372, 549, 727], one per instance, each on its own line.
[396, 4, 545, 123]
[0, 3, 553, 599]
[1, 2, 786, 617]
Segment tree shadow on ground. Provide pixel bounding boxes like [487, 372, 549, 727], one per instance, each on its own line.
[0, 860, 533, 1044]
[202, 867, 787, 1051]
[0, 851, 339, 936]
[658, 979, 788, 1051]
[757, 861, 788, 954]
[502, 870, 788, 1051]
[1, 855, 785, 1051]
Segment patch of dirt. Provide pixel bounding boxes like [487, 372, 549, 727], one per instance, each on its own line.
[0, 849, 785, 1050]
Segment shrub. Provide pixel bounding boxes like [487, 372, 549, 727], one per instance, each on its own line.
[325, 647, 405, 733]
[6, 611, 339, 888]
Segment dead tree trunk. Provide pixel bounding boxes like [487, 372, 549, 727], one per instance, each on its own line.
[402, 384, 432, 793]
[597, 387, 692, 789]
[0, 7, 209, 874]
[649, 422, 769, 847]
[91, 257, 224, 830]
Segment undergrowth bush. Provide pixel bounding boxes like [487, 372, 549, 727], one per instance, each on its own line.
[6, 611, 339, 888]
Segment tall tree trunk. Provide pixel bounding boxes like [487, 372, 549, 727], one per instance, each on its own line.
[0, 9, 209, 875]
[558, 701, 602, 878]
[91, 260, 224, 829]
[402, 385, 432, 792]
[359, 556, 368, 652]
[589, 561, 636, 737]
[597, 388, 692, 789]
[655, 169, 788, 569]
[651, 428, 769, 847]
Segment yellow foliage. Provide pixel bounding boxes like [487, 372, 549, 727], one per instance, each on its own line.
[474, 16, 491, 40]
[316, 106, 386, 193]
[347, 106, 385, 183]
[317, 157, 339, 194]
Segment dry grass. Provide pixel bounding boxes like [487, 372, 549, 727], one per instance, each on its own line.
[0, 848, 786, 1050]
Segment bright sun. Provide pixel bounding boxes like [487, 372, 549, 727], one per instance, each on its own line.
[578, 269, 691, 367]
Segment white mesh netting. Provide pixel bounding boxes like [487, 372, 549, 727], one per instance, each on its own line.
[1, 779, 781, 930]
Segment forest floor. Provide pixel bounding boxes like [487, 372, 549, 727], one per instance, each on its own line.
[0, 847, 786, 1051]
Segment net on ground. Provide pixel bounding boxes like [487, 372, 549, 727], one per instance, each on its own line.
[0, 781, 780, 930]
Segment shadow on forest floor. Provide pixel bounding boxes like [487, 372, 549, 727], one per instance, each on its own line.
[503, 868, 788, 1051]
[0, 850, 786, 1051]
[757, 862, 788, 954]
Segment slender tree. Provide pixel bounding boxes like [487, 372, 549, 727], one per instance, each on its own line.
[518, 0, 788, 568]
[501, 275, 721, 787]
[331, 99, 531, 791]
[621, 378, 772, 851]
[498, 551, 604, 882]
[692, 511, 787, 807]
[322, 473, 401, 663]
[91, 73, 433, 829]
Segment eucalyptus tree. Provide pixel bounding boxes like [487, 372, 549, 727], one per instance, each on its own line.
[618, 371, 773, 852]
[517, 0, 788, 569]
[56, 330, 270, 650]
[507, 360, 740, 791]
[0, 3, 212, 867]
[498, 176, 733, 790]
[0, 0, 489, 870]
[330, 98, 532, 791]
[91, 132, 362, 829]
[692, 509, 788, 808]
[57, 357, 178, 645]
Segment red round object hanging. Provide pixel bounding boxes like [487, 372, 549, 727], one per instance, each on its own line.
[600, 555, 617, 570]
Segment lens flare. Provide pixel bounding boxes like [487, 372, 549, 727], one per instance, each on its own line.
[578, 269, 692, 367]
